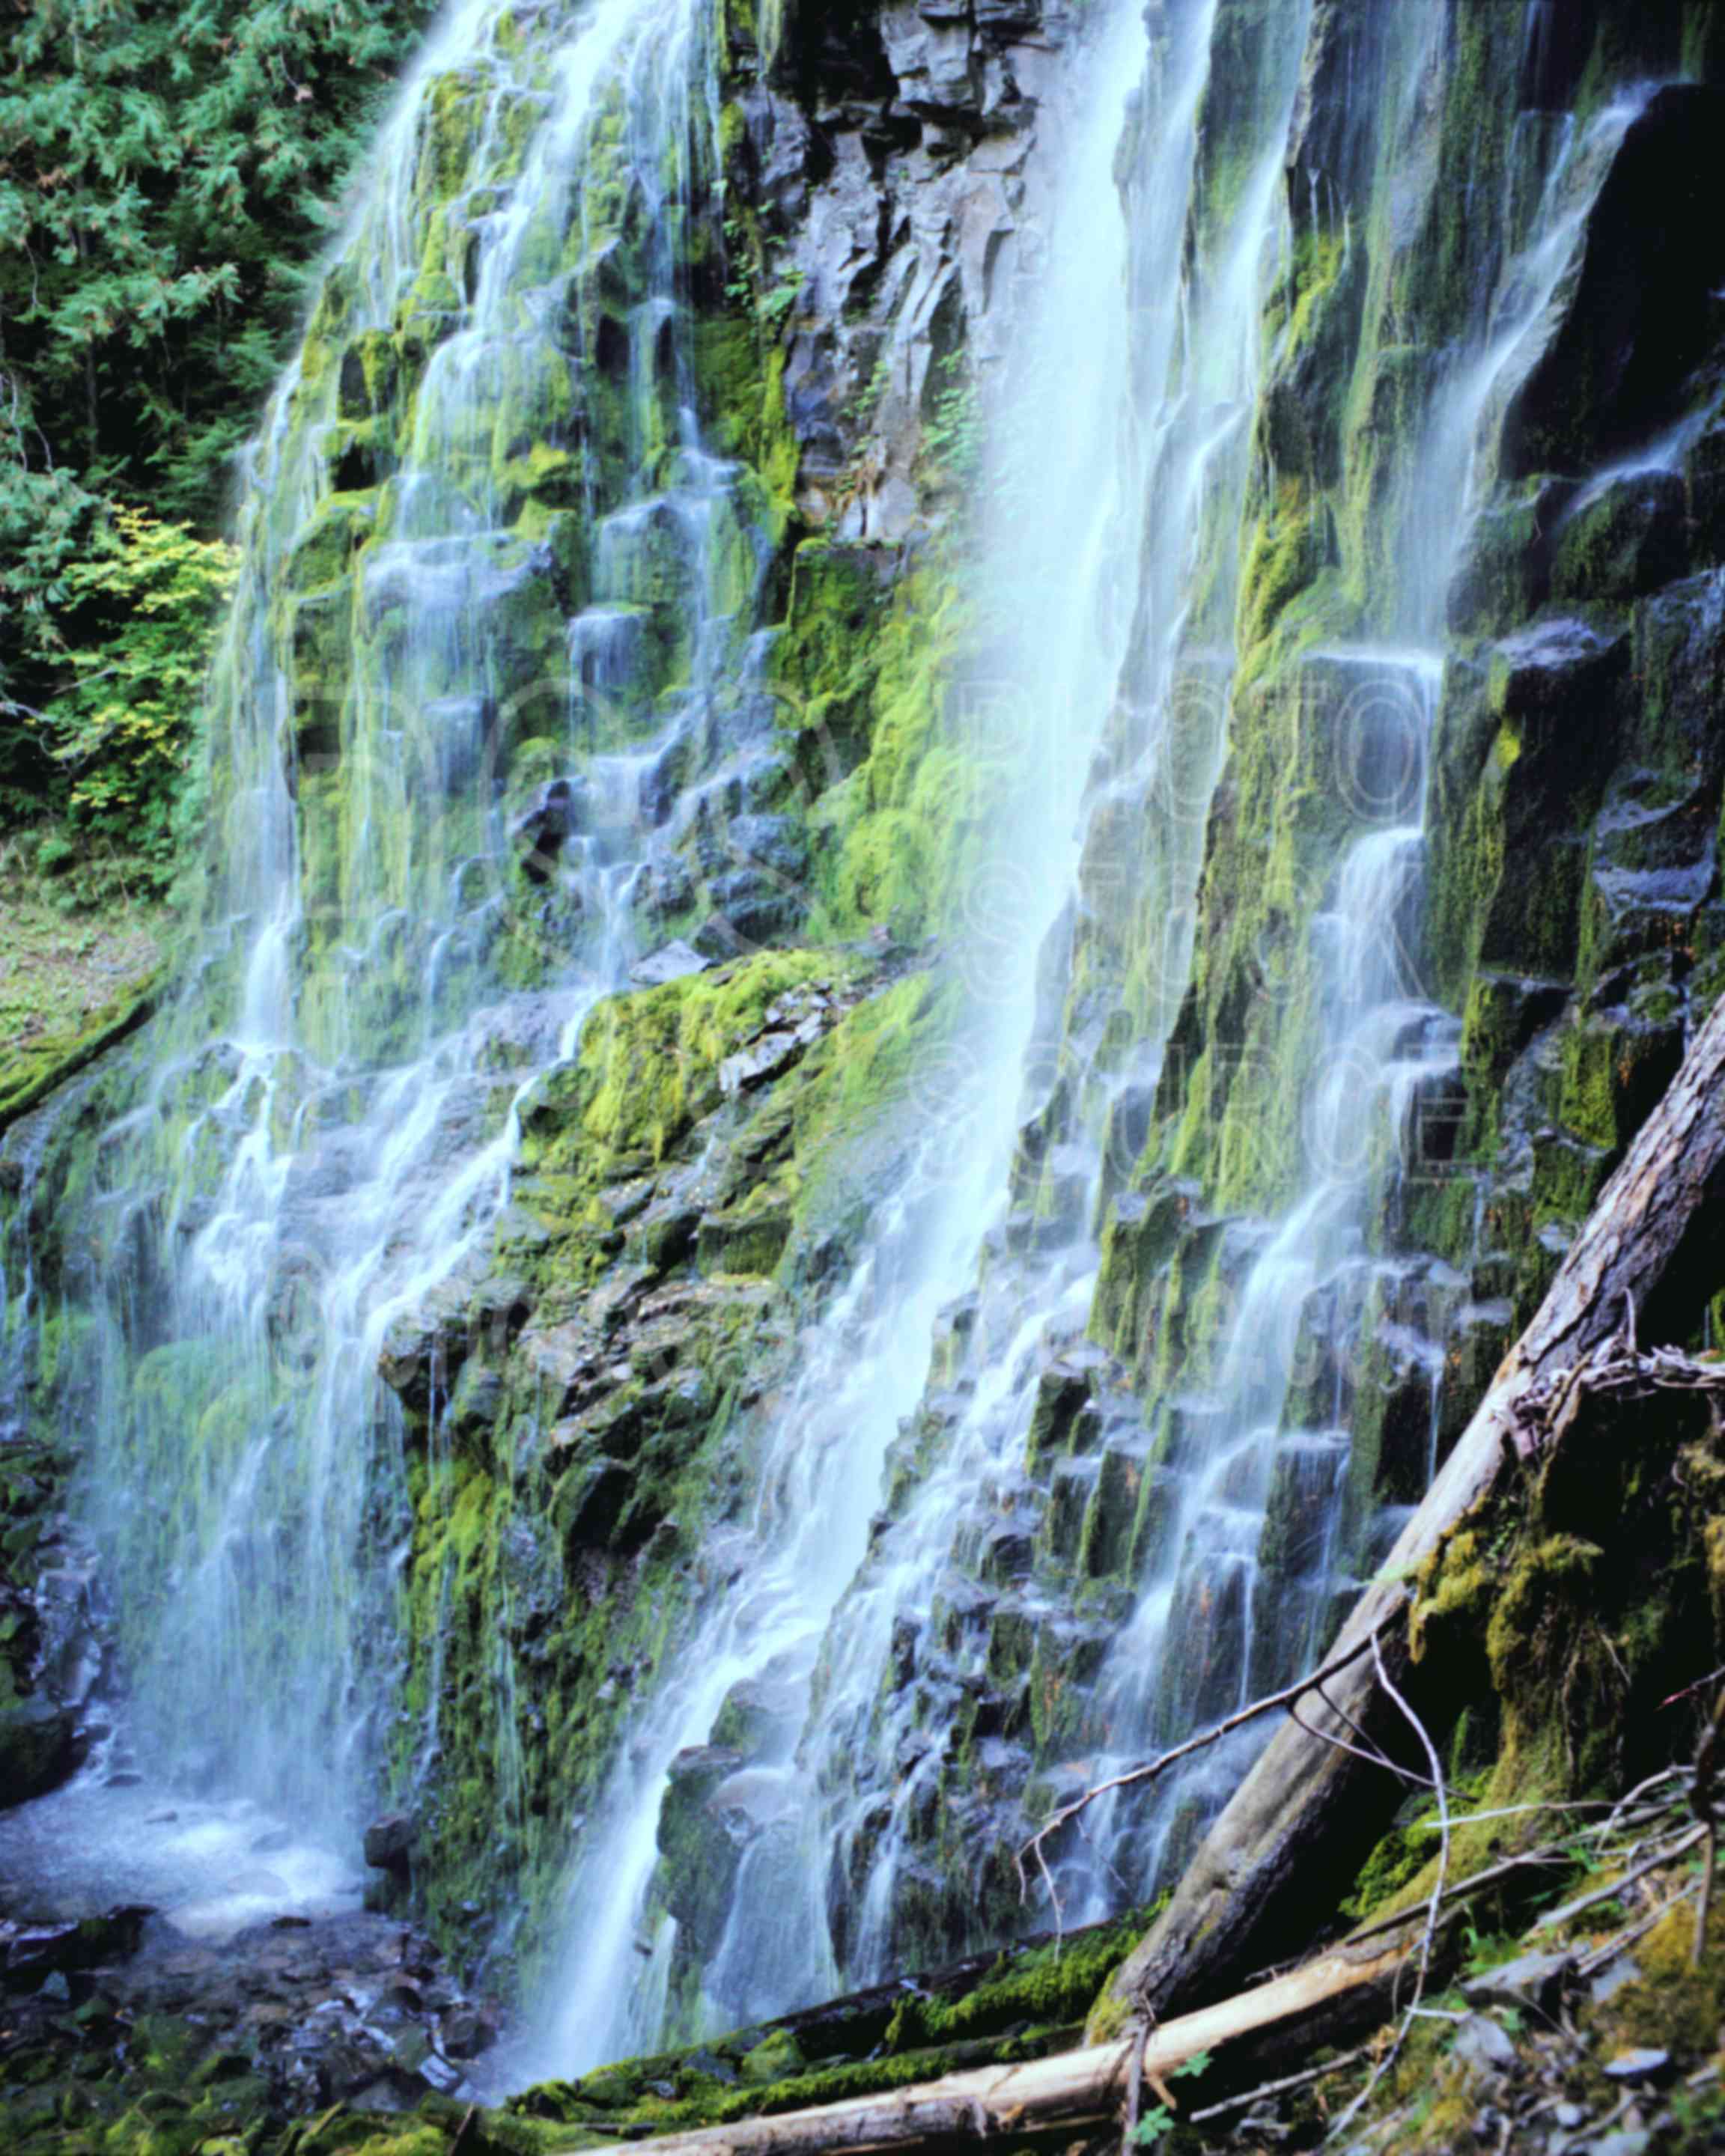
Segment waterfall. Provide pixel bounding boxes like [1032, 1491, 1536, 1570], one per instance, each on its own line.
[801, 0, 1303, 1986]
[7, 0, 779, 1881]
[1066, 19, 1665, 1915]
[531, 0, 1153, 2071]
[0, 0, 1700, 2105]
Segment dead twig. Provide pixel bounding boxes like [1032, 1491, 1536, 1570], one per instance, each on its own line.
[1290, 1697, 1434, 1788]
[1557, 2094, 1632, 2153]
[1407, 1796, 1616, 1833]
[1661, 1666, 1725, 1710]
[1016, 1602, 1408, 1910]
[1575, 1879, 1700, 1978]
[1186, 2042, 1375, 2125]
[1688, 1687, 1725, 1961]
[1534, 1824, 1706, 1934]
[1342, 1845, 1573, 1953]
[1323, 1636, 1452, 2146]
[1119, 2016, 1149, 2156]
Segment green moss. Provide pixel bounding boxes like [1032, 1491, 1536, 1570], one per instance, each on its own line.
[785, 552, 1003, 944]
[520, 949, 850, 1179]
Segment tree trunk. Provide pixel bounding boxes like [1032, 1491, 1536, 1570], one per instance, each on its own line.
[1098, 988, 1725, 2027]
[623, 1937, 1409, 2156]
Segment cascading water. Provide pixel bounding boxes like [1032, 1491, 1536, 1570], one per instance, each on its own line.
[801, 0, 1315, 1982]
[0, 0, 1704, 2113]
[0, 0, 787, 1917]
[1065, 18, 1666, 1915]
[531, 0, 1154, 2071]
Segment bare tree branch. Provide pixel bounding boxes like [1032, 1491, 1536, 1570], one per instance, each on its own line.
[1016, 1603, 1409, 1912]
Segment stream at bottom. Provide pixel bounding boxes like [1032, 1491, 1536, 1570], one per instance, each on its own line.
[0, 1742, 512, 2113]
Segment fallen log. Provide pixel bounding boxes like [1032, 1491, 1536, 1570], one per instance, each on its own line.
[618, 1935, 1412, 2156]
[1097, 987, 1725, 2029]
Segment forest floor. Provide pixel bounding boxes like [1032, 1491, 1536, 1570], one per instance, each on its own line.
[0, 845, 165, 1133]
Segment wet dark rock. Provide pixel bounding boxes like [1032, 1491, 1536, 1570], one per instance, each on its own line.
[1492, 617, 1628, 725]
[1025, 1353, 1105, 1464]
[0, 1696, 85, 1809]
[551, 1457, 635, 1551]
[712, 1656, 809, 1757]
[1506, 85, 1725, 476]
[513, 776, 581, 883]
[643, 1199, 704, 1270]
[1551, 470, 1689, 604]
[978, 1526, 1033, 1585]
[659, 1746, 751, 1961]
[4, 1904, 153, 1988]
[362, 1812, 416, 1874]
[439, 2000, 498, 2059]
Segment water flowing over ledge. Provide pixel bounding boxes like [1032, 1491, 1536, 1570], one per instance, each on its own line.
[6, 0, 1725, 2136]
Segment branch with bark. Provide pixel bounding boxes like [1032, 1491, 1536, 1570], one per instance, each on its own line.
[1095, 987, 1725, 2028]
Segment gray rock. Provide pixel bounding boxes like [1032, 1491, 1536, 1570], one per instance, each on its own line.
[1449, 2013, 1518, 2074]
[1588, 1954, 1640, 2005]
[1602, 2047, 1670, 2083]
[1461, 1947, 1572, 2012]
[632, 940, 711, 987]
[362, 1812, 417, 1873]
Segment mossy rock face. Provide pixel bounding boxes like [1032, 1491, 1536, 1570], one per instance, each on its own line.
[373, 945, 958, 1966]
[1549, 469, 1691, 605]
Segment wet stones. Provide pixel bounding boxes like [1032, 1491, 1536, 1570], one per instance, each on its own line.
[1040, 1457, 1099, 1564]
[3, 1905, 153, 1990]
[1023, 1346, 1115, 1465]
[712, 1657, 809, 1758]
[512, 776, 580, 883]
[976, 1524, 1034, 1586]
[0, 1696, 85, 1810]
[659, 1745, 750, 1962]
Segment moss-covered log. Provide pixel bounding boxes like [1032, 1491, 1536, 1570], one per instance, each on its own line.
[615, 1937, 1411, 2156]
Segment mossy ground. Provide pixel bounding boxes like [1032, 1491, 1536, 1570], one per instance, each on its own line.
[0, 1913, 1146, 2156]
[0, 846, 165, 1133]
